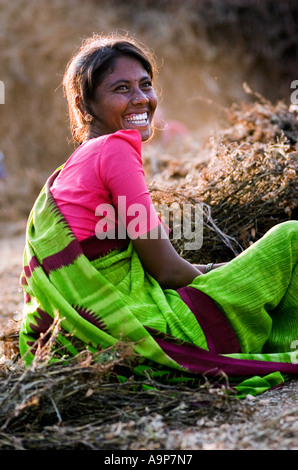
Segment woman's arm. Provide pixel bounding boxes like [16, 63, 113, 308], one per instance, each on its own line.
[132, 224, 203, 289]
[102, 134, 223, 287]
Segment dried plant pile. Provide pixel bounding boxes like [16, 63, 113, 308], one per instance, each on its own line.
[149, 92, 298, 263]
[0, 328, 241, 450]
[0, 331, 297, 450]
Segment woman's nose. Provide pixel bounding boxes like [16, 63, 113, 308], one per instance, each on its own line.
[132, 89, 149, 104]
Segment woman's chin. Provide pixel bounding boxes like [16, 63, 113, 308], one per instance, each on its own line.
[139, 124, 153, 142]
[120, 120, 153, 141]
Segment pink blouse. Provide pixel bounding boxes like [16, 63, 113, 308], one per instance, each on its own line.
[51, 130, 161, 242]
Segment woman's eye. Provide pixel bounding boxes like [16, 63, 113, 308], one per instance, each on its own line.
[114, 81, 152, 92]
[115, 85, 128, 91]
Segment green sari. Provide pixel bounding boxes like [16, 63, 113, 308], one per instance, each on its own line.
[19, 170, 298, 397]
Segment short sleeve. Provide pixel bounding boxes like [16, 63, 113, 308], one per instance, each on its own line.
[100, 130, 161, 238]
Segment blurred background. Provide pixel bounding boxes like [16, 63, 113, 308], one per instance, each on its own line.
[0, 0, 297, 220]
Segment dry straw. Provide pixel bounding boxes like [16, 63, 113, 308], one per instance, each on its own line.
[148, 87, 298, 263]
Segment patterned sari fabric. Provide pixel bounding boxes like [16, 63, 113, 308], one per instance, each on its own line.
[19, 170, 298, 397]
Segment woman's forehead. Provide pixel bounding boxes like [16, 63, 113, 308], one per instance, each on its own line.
[103, 55, 150, 83]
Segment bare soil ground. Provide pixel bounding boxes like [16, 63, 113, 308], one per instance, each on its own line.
[0, 222, 25, 327]
[0, 222, 297, 451]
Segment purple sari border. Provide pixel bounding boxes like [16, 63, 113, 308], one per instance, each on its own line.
[177, 286, 241, 354]
[154, 334, 298, 377]
[80, 236, 129, 261]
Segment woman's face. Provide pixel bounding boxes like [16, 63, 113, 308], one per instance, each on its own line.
[88, 55, 158, 141]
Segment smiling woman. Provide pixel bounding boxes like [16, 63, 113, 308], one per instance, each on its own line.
[85, 54, 157, 141]
[19, 33, 298, 397]
[63, 33, 158, 144]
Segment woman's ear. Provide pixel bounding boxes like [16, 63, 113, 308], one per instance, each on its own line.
[75, 94, 85, 117]
[75, 95, 93, 122]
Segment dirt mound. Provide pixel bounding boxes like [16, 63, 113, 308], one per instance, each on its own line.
[1, 0, 297, 176]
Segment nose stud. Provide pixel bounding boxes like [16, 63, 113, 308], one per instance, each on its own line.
[133, 94, 149, 103]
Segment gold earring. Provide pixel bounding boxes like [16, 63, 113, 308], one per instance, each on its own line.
[84, 113, 93, 122]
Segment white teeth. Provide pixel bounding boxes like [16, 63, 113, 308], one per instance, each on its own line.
[125, 113, 148, 123]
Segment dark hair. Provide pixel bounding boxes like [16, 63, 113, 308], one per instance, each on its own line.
[63, 33, 157, 144]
